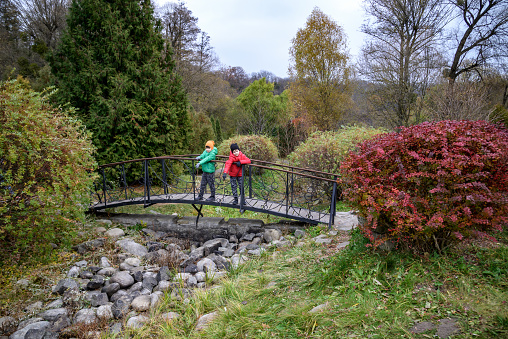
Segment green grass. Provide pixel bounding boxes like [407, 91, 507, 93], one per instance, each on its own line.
[109, 228, 508, 338]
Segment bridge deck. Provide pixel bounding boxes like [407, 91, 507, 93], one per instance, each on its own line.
[90, 193, 330, 225]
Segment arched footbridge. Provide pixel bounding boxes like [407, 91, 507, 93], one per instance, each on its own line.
[90, 155, 342, 228]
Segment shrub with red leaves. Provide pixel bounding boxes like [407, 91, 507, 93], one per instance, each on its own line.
[340, 120, 508, 253]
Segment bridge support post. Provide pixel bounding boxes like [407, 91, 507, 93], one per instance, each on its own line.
[144, 160, 151, 207]
[161, 159, 168, 195]
[101, 168, 107, 208]
[121, 164, 128, 200]
[328, 176, 338, 230]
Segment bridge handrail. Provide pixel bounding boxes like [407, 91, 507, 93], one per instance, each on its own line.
[98, 155, 340, 183]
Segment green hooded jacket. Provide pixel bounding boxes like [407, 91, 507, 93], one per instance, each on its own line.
[198, 147, 218, 173]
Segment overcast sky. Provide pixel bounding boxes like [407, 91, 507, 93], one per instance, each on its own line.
[154, 0, 367, 78]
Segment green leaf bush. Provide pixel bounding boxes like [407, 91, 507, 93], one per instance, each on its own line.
[288, 126, 386, 174]
[0, 79, 97, 260]
[218, 135, 278, 163]
[340, 120, 508, 253]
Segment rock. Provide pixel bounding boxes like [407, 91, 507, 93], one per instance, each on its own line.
[126, 315, 149, 329]
[156, 266, 171, 282]
[67, 266, 80, 278]
[336, 241, 350, 250]
[102, 282, 121, 297]
[150, 292, 163, 308]
[112, 297, 132, 319]
[263, 229, 281, 243]
[173, 273, 192, 284]
[53, 279, 79, 295]
[437, 318, 460, 338]
[38, 308, 67, 322]
[124, 258, 141, 267]
[333, 211, 359, 231]
[186, 275, 198, 287]
[80, 271, 94, 279]
[90, 293, 109, 307]
[87, 275, 105, 290]
[247, 248, 265, 256]
[48, 315, 71, 332]
[133, 271, 144, 282]
[127, 282, 143, 294]
[312, 234, 332, 244]
[109, 322, 123, 335]
[218, 247, 235, 257]
[197, 258, 216, 273]
[15, 279, 30, 288]
[75, 260, 88, 267]
[96, 305, 113, 320]
[309, 302, 329, 313]
[95, 226, 107, 233]
[100, 257, 112, 268]
[74, 309, 97, 325]
[240, 233, 255, 242]
[142, 276, 158, 291]
[161, 312, 179, 322]
[195, 312, 218, 331]
[246, 244, 259, 250]
[44, 299, 63, 310]
[410, 321, 435, 334]
[154, 280, 172, 292]
[97, 267, 116, 277]
[210, 271, 227, 282]
[131, 295, 151, 312]
[110, 271, 134, 288]
[294, 229, 305, 238]
[183, 264, 198, 274]
[25, 301, 43, 313]
[73, 239, 105, 254]
[203, 239, 227, 256]
[116, 239, 148, 257]
[110, 290, 128, 302]
[105, 228, 124, 238]
[195, 272, 206, 283]
[0, 316, 16, 335]
[147, 242, 163, 252]
[9, 321, 50, 339]
[16, 318, 43, 331]
[231, 254, 248, 269]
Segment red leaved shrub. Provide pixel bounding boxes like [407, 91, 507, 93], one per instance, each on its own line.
[340, 120, 508, 253]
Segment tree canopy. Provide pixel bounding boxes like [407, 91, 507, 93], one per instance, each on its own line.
[50, 0, 191, 165]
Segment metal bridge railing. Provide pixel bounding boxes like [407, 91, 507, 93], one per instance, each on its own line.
[90, 155, 342, 228]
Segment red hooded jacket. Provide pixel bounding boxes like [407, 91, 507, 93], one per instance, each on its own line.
[223, 150, 251, 177]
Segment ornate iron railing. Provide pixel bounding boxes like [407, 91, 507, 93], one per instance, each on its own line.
[90, 155, 342, 228]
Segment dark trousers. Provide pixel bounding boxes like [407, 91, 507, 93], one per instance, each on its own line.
[230, 176, 243, 200]
[198, 172, 215, 198]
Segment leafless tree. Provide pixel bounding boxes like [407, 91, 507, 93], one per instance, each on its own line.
[360, 0, 451, 128]
[14, 0, 68, 50]
[445, 0, 508, 83]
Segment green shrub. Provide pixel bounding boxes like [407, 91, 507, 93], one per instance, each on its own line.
[340, 120, 508, 253]
[188, 111, 215, 154]
[0, 78, 97, 260]
[288, 126, 386, 174]
[218, 135, 278, 163]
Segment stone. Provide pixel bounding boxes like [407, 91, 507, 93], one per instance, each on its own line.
[202, 239, 227, 256]
[73, 239, 105, 254]
[75, 260, 88, 267]
[240, 233, 255, 242]
[48, 315, 71, 332]
[38, 308, 67, 322]
[231, 254, 248, 269]
[15, 279, 30, 288]
[110, 290, 128, 302]
[9, 321, 50, 339]
[97, 267, 116, 277]
[96, 305, 113, 320]
[186, 275, 198, 287]
[67, 266, 80, 278]
[16, 318, 43, 331]
[112, 297, 133, 319]
[96, 219, 112, 225]
[150, 292, 163, 308]
[100, 257, 112, 268]
[73, 309, 97, 325]
[183, 264, 198, 274]
[105, 228, 124, 238]
[219, 248, 235, 257]
[124, 258, 141, 267]
[116, 239, 148, 257]
[80, 271, 94, 279]
[131, 295, 151, 312]
[90, 293, 109, 307]
[102, 282, 121, 297]
[336, 241, 350, 250]
[294, 229, 305, 238]
[263, 229, 281, 243]
[25, 302, 43, 313]
[156, 266, 171, 282]
[154, 281, 172, 292]
[333, 211, 359, 231]
[246, 244, 259, 250]
[197, 258, 216, 273]
[410, 321, 435, 334]
[195, 312, 218, 331]
[147, 242, 163, 252]
[53, 279, 79, 295]
[126, 315, 149, 329]
[119, 263, 135, 271]
[161, 312, 179, 322]
[142, 276, 158, 291]
[195, 272, 206, 283]
[437, 318, 460, 338]
[309, 302, 329, 313]
[127, 282, 143, 293]
[173, 273, 192, 284]
[95, 226, 107, 233]
[45, 299, 63, 310]
[87, 275, 105, 290]
[312, 234, 332, 244]
[110, 271, 134, 288]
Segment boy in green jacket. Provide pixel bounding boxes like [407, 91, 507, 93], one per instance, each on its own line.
[195, 140, 218, 201]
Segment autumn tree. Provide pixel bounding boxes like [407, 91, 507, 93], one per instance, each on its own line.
[445, 0, 508, 83]
[288, 7, 353, 131]
[50, 0, 191, 165]
[360, 0, 450, 128]
[235, 77, 289, 135]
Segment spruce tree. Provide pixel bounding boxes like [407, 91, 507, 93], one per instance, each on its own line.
[50, 0, 191, 165]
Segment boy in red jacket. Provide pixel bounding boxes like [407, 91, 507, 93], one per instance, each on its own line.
[222, 143, 251, 205]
